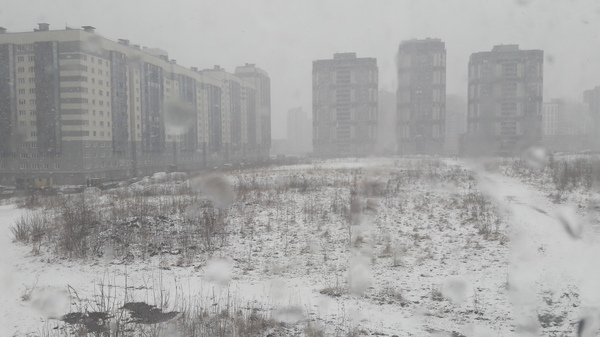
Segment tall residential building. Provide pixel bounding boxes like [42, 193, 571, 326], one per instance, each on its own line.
[542, 99, 591, 152]
[584, 86, 600, 150]
[235, 64, 271, 160]
[396, 38, 446, 155]
[465, 45, 543, 156]
[312, 53, 378, 157]
[542, 101, 559, 136]
[0, 24, 270, 186]
[287, 107, 311, 155]
[444, 95, 467, 156]
[377, 90, 396, 154]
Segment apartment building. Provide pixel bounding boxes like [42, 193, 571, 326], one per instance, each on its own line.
[396, 38, 446, 155]
[0, 24, 270, 186]
[444, 95, 466, 156]
[287, 107, 311, 155]
[584, 86, 600, 151]
[464, 45, 543, 156]
[542, 101, 559, 136]
[312, 53, 378, 157]
[542, 99, 591, 152]
[234, 64, 271, 160]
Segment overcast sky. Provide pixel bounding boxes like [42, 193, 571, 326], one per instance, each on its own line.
[2, 0, 600, 138]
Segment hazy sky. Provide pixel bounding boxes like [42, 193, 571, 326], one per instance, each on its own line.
[1, 0, 600, 138]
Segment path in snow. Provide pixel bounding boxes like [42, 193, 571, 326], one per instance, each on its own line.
[475, 167, 600, 333]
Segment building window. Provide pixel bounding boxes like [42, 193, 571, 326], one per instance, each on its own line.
[17, 56, 24, 62]
[502, 63, 518, 78]
[29, 99, 36, 105]
[28, 78, 35, 83]
[19, 110, 25, 116]
[54, 163, 60, 169]
[18, 78, 25, 84]
[28, 67, 34, 72]
[29, 88, 36, 94]
[18, 99, 25, 105]
[31, 131, 37, 137]
[28, 56, 34, 62]
[17, 67, 24, 73]
[18, 89, 25, 95]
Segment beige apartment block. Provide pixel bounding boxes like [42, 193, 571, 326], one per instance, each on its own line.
[0, 24, 270, 187]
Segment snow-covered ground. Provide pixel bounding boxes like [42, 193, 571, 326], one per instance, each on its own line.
[1, 157, 598, 336]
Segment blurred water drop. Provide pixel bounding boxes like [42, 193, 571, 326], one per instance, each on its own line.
[203, 258, 232, 285]
[82, 35, 102, 55]
[31, 287, 70, 319]
[348, 255, 371, 295]
[270, 278, 286, 300]
[191, 174, 234, 208]
[273, 305, 304, 324]
[522, 147, 549, 170]
[442, 277, 467, 305]
[164, 98, 195, 134]
[555, 206, 584, 239]
[578, 315, 599, 337]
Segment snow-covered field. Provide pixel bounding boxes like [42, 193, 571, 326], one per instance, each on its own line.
[1, 157, 599, 336]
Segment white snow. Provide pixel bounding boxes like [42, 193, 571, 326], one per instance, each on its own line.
[1, 157, 598, 336]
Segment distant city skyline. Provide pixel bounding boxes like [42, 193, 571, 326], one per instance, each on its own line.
[2, 1, 600, 138]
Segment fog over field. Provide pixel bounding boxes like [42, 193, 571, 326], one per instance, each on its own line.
[2, 1, 600, 336]
[1, 0, 599, 138]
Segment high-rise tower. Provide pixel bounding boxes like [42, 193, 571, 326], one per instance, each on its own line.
[312, 53, 378, 157]
[396, 38, 446, 155]
[465, 45, 543, 155]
